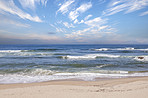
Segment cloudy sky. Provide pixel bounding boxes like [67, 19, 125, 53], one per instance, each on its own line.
[0, 0, 148, 44]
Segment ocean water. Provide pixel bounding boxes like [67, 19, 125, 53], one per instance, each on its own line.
[0, 44, 148, 84]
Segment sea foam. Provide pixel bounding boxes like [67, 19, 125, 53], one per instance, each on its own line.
[94, 48, 109, 51]
[115, 47, 135, 50]
[93, 47, 148, 51]
[1, 70, 148, 84]
[62, 54, 120, 59]
[0, 50, 22, 52]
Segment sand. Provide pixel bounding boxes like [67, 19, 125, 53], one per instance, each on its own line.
[0, 77, 148, 98]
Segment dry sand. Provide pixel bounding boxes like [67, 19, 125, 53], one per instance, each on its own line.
[0, 77, 148, 98]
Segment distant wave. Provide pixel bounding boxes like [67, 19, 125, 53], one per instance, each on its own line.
[0, 53, 53, 57]
[136, 49, 148, 51]
[0, 49, 60, 53]
[93, 47, 135, 51]
[22, 49, 59, 52]
[115, 47, 135, 50]
[0, 53, 71, 58]
[61, 54, 120, 59]
[93, 48, 109, 51]
[93, 47, 148, 51]
[53, 53, 70, 55]
[0, 50, 22, 52]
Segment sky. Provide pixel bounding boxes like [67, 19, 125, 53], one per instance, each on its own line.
[0, 0, 148, 44]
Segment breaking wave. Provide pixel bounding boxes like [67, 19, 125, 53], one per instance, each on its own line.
[0, 50, 22, 52]
[93, 47, 148, 51]
[0, 49, 59, 53]
[61, 54, 120, 59]
[0, 68, 54, 76]
[93, 48, 109, 51]
[1, 69, 148, 84]
[115, 47, 135, 50]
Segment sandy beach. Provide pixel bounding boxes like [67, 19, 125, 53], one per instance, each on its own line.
[0, 77, 148, 98]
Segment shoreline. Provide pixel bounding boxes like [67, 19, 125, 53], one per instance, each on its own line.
[0, 76, 148, 98]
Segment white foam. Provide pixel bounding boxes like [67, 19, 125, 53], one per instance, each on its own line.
[0, 51, 53, 57]
[135, 49, 148, 51]
[96, 64, 110, 68]
[115, 47, 135, 50]
[27, 69, 54, 75]
[94, 48, 109, 51]
[95, 70, 129, 74]
[0, 75, 75, 84]
[94, 47, 135, 51]
[18, 52, 52, 56]
[113, 47, 148, 51]
[1, 71, 148, 84]
[62, 54, 120, 59]
[93, 47, 148, 52]
[52, 72, 148, 80]
[134, 56, 148, 61]
[0, 50, 22, 52]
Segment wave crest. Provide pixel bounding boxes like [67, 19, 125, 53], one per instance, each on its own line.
[94, 48, 109, 51]
[61, 54, 120, 59]
[0, 50, 22, 52]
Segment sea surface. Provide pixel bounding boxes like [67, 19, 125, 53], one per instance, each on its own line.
[0, 44, 148, 84]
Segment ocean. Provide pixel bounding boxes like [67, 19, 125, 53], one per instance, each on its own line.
[0, 44, 148, 84]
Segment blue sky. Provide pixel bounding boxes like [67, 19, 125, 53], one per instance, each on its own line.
[0, 0, 148, 44]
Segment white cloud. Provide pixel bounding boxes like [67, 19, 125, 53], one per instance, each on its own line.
[65, 28, 90, 40]
[140, 10, 148, 16]
[69, 2, 92, 21]
[103, 0, 148, 16]
[72, 14, 92, 24]
[74, 19, 78, 24]
[40, 0, 48, 6]
[65, 17, 114, 41]
[56, 27, 66, 33]
[84, 14, 92, 20]
[98, 25, 108, 31]
[63, 22, 75, 28]
[50, 22, 67, 33]
[18, 0, 48, 10]
[0, 0, 42, 22]
[126, 0, 148, 13]
[57, 0, 75, 14]
[65, 26, 95, 40]
[79, 20, 84, 24]
[85, 17, 108, 27]
[109, 0, 122, 6]
[75, 14, 92, 24]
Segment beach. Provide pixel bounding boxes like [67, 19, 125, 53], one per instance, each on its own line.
[0, 0, 148, 97]
[0, 77, 148, 98]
